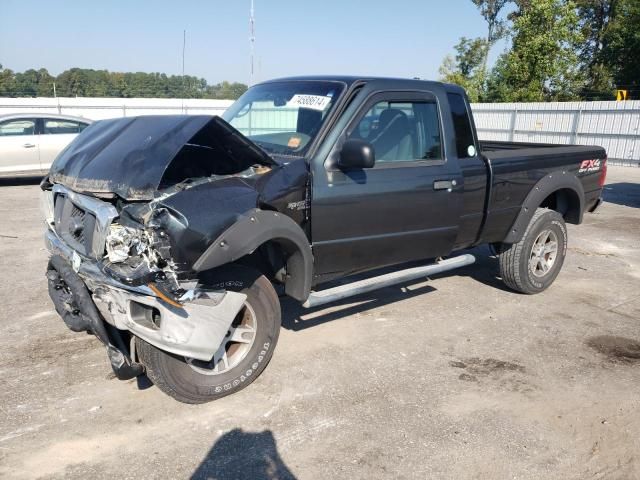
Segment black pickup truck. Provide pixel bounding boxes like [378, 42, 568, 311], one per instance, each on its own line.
[42, 76, 606, 403]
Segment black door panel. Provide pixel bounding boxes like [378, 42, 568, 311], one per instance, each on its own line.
[311, 86, 463, 281]
[313, 164, 461, 275]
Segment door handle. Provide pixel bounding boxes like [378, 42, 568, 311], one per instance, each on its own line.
[433, 179, 457, 191]
[23, 143, 36, 148]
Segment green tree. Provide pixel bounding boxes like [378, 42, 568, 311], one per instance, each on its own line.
[11, 68, 54, 96]
[14, 70, 38, 96]
[56, 68, 92, 97]
[0, 66, 250, 99]
[212, 81, 248, 100]
[440, 0, 512, 101]
[487, 0, 584, 101]
[0, 65, 17, 96]
[439, 37, 488, 101]
[36, 68, 55, 96]
[472, 0, 512, 73]
[599, 0, 640, 98]
[576, 0, 618, 98]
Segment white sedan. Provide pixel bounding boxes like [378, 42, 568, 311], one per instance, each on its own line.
[0, 113, 91, 176]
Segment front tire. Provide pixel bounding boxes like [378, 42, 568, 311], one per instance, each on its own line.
[137, 266, 281, 404]
[497, 208, 568, 294]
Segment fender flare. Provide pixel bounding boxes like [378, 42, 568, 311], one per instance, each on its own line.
[192, 209, 313, 302]
[503, 171, 585, 244]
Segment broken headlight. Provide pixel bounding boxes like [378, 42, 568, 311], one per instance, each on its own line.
[103, 223, 179, 291]
[105, 224, 146, 263]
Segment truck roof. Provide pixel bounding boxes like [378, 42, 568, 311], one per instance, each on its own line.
[258, 75, 465, 94]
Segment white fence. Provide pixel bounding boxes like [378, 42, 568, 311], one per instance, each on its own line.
[0, 97, 234, 120]
[472, 101, 640, 166]
[1, 97, 638, 165]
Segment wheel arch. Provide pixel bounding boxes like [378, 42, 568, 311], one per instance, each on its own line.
[192, 209, 313, 302]
[503, 172, 584, 244]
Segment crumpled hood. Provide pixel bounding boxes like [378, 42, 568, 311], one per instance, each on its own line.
[49, 115, 275, 201]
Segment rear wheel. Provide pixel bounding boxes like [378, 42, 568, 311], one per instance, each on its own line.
[497, 208, 568, 294]
[137, 266, 281, 404]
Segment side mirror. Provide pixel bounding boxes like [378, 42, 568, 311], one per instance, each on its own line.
[338, 138, 375, 170]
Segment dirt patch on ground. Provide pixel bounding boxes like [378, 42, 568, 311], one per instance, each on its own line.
[587, 335, 640, 363]
[449, 357, 532, 393]
[450, 357, 526, 376]
[568, 246, 618, 258]
[0, 332, 99, 370]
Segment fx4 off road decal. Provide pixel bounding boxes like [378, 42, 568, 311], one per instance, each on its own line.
[579, 159, 602, 173]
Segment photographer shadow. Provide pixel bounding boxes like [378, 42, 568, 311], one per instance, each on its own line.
[191, 429, 296, 480]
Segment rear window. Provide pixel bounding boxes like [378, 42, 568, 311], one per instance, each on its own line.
[447, 93, 476, 158]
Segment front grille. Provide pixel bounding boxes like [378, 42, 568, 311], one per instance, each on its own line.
[54, 195, 99, 258]
[69, 205, 86, 243]
[51, 185, 119, 259]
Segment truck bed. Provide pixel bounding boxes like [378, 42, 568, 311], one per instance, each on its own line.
[476, 140, 606, 245]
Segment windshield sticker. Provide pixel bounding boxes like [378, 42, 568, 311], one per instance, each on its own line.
[287, 94, 332, 111]
[287, 136, 302, 148]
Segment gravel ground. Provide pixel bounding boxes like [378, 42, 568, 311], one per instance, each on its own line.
[0, 166, 639, 480]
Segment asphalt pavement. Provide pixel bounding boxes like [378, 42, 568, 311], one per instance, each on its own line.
[1, 167, 639, 479]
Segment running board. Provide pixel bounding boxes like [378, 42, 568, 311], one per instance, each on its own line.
[302, 254, 476, 308]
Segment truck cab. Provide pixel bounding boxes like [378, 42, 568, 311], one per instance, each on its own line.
[306, 79, 484, 282]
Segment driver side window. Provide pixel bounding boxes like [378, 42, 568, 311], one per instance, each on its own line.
[349, 100, 442, 163]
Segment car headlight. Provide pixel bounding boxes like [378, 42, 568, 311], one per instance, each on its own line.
[105, 224, 145, 263]
[40, 190, 55, 225]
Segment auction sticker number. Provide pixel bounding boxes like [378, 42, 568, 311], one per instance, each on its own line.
[287, 94, 331, 111]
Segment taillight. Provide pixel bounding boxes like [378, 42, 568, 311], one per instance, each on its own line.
[598, 156, 607, 188]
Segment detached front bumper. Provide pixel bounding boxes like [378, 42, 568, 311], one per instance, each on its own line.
[45, 227, 247, 376]
[46, 252, 144, 380]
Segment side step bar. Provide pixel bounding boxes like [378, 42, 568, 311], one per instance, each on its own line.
[302, 254, 476, 308]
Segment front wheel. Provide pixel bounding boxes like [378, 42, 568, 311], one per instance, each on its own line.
[497, 208, 568, 294]
[137, 266, 281, 404]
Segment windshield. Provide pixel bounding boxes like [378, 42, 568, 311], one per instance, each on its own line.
[222, 81, 345, 157]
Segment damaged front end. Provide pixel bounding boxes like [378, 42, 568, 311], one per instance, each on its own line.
[42, 115, 303, 380]
[43, 183, 249, 379]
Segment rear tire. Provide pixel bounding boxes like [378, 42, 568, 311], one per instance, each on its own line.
[137, 266, 281, 404]
[497, 208, 567, 294]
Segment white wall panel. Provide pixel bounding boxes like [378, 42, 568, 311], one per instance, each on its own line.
[472, 100, 640, 165]
[0, 97, 234, 120]
[1, 97, 638, 165]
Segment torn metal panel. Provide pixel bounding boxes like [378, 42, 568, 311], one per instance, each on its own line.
[117, 160, 311, 276]
[149, 177, 260, 267]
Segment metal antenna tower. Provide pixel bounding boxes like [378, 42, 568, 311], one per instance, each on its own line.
[249, 0, 255, 85]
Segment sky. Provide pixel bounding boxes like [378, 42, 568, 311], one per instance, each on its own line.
[0, 0, 509, 85]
